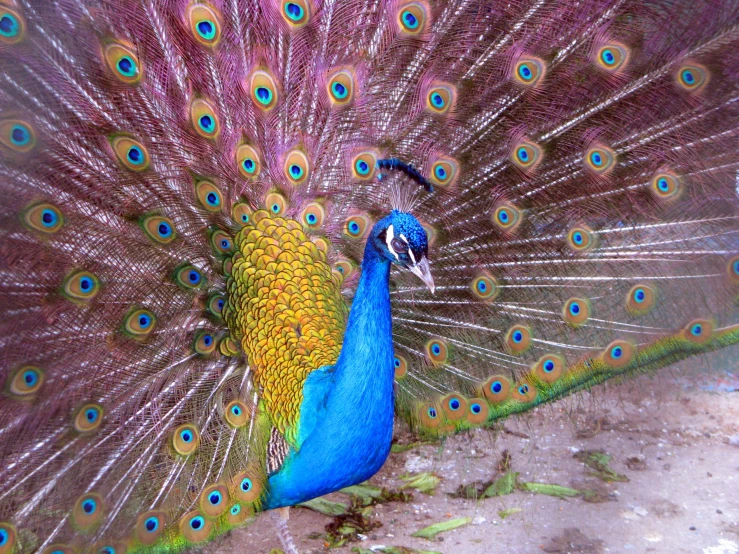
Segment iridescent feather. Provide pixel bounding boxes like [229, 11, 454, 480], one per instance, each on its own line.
[0, 1, 738, 553]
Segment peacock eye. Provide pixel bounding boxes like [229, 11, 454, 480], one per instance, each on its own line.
[188, 4, 222, 46]
[391, 237, 408, 254]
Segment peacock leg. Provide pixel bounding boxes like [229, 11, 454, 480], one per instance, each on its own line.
[270, 507, 299, 554]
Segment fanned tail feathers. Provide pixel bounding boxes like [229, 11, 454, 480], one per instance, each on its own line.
[0, 0, 738, 552]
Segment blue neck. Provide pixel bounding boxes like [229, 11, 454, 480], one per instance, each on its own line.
[333, 241, 393, 392]
[265, 240, 396, 508]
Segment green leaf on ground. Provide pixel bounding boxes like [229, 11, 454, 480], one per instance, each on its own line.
[574, 450, 629, 483]
[340, 484, 412, 505]
[352, 546, 441, 554]
[498, 507, 523, 519]
[519, 482, 581, 498]
[400, 472, 440, 495]
[297, 497, 348, 516]
[411, 517, 471, 540]
[482, 471, 518, 497]
[391, 441, 434, 453]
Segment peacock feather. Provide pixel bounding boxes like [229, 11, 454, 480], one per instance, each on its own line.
[1, 0, 738, 552]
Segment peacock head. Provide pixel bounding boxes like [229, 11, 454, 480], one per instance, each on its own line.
[372, 210, 435, 293]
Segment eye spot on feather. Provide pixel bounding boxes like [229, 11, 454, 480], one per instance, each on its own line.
[393, 354, 408, 379]
[327, 69, 355, 105]
[352, 151, 378, 180]
[191, 99, 220, 138]
[300, 202, 325, 229]
[595, 43, 629, 72]
[470, 273, 499, 301]
[193, 331, 216, 356]
[194, 180, 223, 212]
[567, 226, 596, 253]
[174, 265, 205, 290]
[425, 338, 448, 365]
[512, 381, 537, 402]
[512, 56, 546, 87]
[601, 340, 634, 368]
[683, 318, 713, 344]
[482, 376, 510, 403]
[398, 2, 427, 34]
[110, 136, 149, 171]
[0, 8, 24, 44]
[281, 0, 310, 27]
[24, 203, 64, 234]
[8, 366, 44, 397]
[676, 63, 708, 92]
[505, 325, 531, 355]
[63, 270, 100, 301]
[510, 140, 542, 172]
[188, 3, 222, 46]
[208, 294, 225, 318]
[533, 354, 565, 383]
[231, 202, 253, 227]
[123, 308, 156, 338]
[0, 119, 35, 153]
[250, 70, 278, 111]
[626, 284, 655, 315]
[563, 297, 590, 327]
[344, 214, 370, 239]
[264, 192, 287, 216]
[429, 157, 458, 187]
[75, 404, 103, 433]
[284, 150, 310, 185]
[211, 230, 233, 254]
[141, 215, 176, 244]
[0, 523, 17, 554]
[728, 256, 739, 285]
[236, 144, 262, 178]
[105, 43, 142, 83]
[224, 399, 250, 427]
[135, 512, 166, 545]
[199, 483, 229, 517]
[334, 259, 355, 281]
[179, 511, 212, 543]
[227, 502, 251, 525]
[651, 171, 681, 200]
[72, 493, 104, 529]
[232, 470, 261, 502]
[419, 402, 441, 428]
[172, 424, 199, 456]
[493, 203, 522, 233]
[465, 398, 488, 424]
[441, 394, 467, 421]
[584, 145, 616, 175]
[426, 83, 455, 115]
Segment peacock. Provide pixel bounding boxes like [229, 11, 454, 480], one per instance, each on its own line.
[1, 0, 738, 552]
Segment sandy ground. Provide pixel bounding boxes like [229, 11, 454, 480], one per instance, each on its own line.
[212, 368, 739, 554]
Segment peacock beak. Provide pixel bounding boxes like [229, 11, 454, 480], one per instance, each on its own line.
[409, 257, 435, 294]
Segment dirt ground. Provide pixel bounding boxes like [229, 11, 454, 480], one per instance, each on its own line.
[214, 366, 739, 554]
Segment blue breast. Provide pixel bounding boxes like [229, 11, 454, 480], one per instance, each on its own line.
[264, 243, 395, 509]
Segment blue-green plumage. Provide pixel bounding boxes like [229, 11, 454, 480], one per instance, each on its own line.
[265, 212, 430, 508]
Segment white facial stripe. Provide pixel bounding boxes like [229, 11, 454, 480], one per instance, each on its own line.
[386, 224, 399, 260]
[398, 233, 414, 264]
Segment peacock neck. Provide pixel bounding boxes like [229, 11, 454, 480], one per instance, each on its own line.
[333, 241, 393, 386]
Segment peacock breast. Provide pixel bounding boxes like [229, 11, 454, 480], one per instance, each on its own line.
[223, 209, 348, 444]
